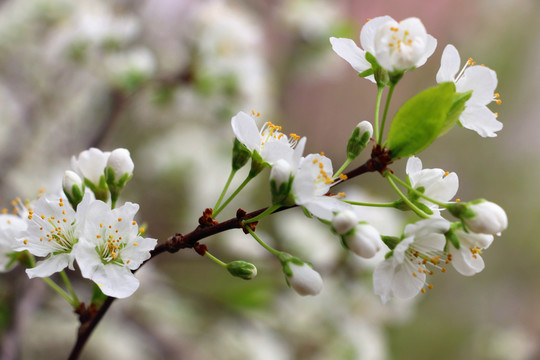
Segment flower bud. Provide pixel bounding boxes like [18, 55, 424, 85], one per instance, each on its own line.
[331, 210, 358, 235]
[465, 200, 507, 235]
[107, 148, 134, 179]
[226, 261, 257, 280]
[346, 121, 372, 160]
[71, 148, 110, 185]
[284, 261, 323, 296]
[62, 170, 85, 209]
[343, 223, 382, 259]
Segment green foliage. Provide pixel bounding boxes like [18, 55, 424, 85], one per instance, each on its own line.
[387, 82, 455, 159]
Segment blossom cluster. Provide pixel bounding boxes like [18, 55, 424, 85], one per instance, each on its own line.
[0, 148, 156, 299]
[222, 15, 507, 302]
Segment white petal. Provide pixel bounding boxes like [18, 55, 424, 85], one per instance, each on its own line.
[373, 259, 395, 304]
[329, 37, 370, 73]
[405, 156, 423, 177]
[91, 264, 140, 298]
[459, 105, 502, 138]
[360, 16, 393, 53]
[303, 197, 349, 221]
[424, 172, 459, 203]
[26, 253, 70, 278]
[449, 244, 484, 276]
[436, 44, 460, 83]
[392, 262, 425, 299]
[416, 34, 437, 68]
[261, 141, 294, 166]
[457, 66, 498, 106]
[231, 111, 261, 152]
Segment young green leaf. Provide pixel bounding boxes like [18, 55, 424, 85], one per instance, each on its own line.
[387, 82, 455, 159]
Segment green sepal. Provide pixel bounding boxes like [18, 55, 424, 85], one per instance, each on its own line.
[91, 283, 108, 307]
[232, 138, 251, 171]
[346, 126, 371, 160]
[248, 151, 269, 178]
[447, 201, 477, 220]
[84, 175, 109, 202]
[381, 235, 400, 250]
[444, 224, 461, 251]
[439, 88, 473, 136]
[358, 68, 374, 78]
[278, 252, 304, 278]
[365, 52, 389, 86]
[64, 182, 85, 210]
[387, 82, 455, 159]
[270, 176, 294, 206]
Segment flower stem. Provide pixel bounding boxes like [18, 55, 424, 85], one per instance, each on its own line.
[343, 200, 399, 208]
[332, 158, 353, 179]
[213, 169, 237, 213]
[379, 83, 396, 142]
[213, 173, 254, 218]
[245, 203, 282, 224]
[42, 277, 78, 308]
[386, 175, 430, 219]
[60, 270, 80, 307]
[244, 224, 281, 256]
[374, 86, 385, 144]
[387, 172, 447, 208]
[205, 251, 227, 267]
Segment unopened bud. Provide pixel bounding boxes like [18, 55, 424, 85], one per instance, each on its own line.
[226, 261, 257, 280]
[331, 210, 358, 235]
[63, 170, 84, 209]
[281, 255, 323, 296]
[448, 199, 507, 235]
[343, 223, 382, 259]
[107, 148, 134, 179]
[347, 121, 373, 160]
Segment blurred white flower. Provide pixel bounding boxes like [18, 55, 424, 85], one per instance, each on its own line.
[0, 213, 27, 272]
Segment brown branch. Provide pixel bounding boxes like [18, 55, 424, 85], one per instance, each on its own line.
[67, 144, 392, 359]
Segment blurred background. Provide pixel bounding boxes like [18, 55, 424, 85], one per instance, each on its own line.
[0, 0, 538, 359]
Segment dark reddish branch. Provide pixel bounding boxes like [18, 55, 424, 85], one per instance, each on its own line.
[68, 144, 393, 360]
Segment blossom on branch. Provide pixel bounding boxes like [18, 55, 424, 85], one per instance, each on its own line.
[75, 200, 156, 298]
[436, 44, 502, 137]
[330, 16, 436, 80]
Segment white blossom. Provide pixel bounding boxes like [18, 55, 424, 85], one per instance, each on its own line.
[373, 218, 449, 303]
[231, 111, 305, 166]
[75, 200, 156, 298]
[448, 229, 493, 276]
[330, 16, 436, 80]
[436, 44, 502, 137]
[291, 154, 349, 220]
[16, 193, 91, 278]
[406, 156, 458, 215]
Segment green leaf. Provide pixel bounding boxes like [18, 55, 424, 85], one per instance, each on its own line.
[358, 68, 374, 78]
[440, 90, 472, 135]
[387, 82, 455, 159]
